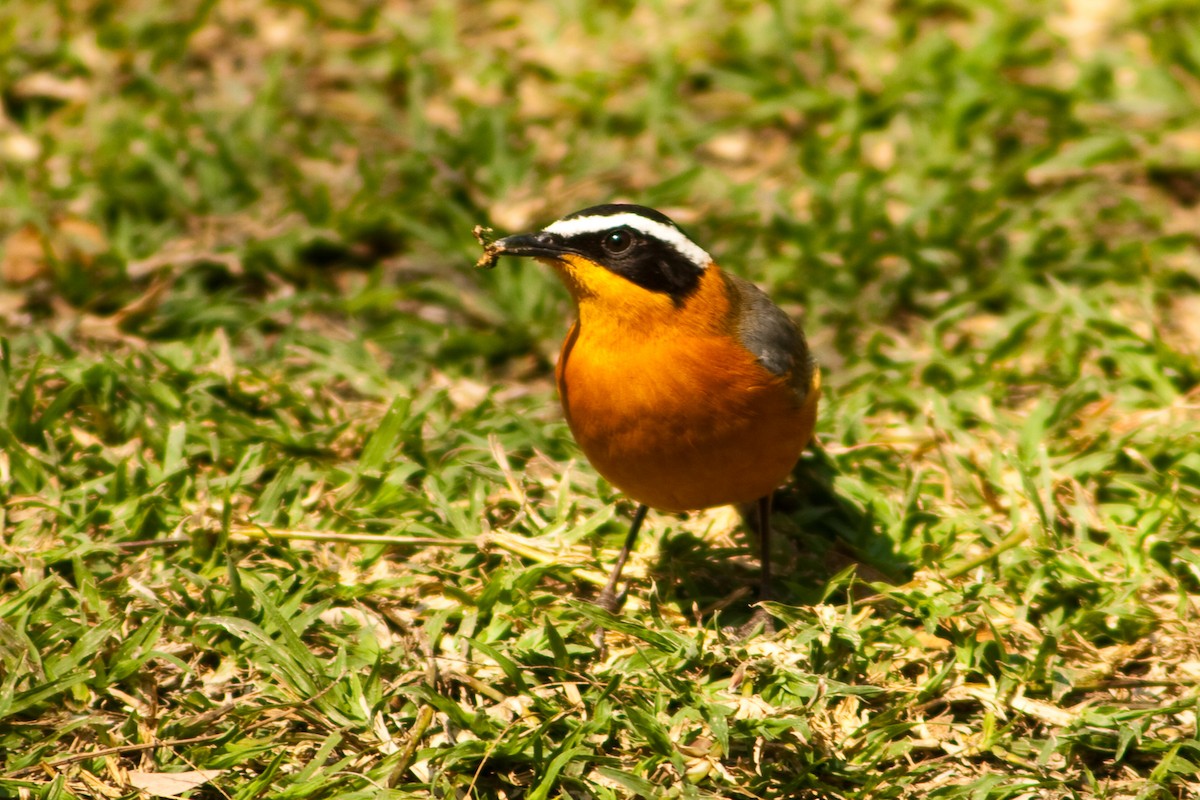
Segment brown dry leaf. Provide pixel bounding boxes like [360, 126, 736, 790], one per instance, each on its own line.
[54, 216, 108, 264]
[912, 629, 953, 651]
[1009, 693, 1079, 728]
[127, 770, 225, 798]
[69, 426, 104, 449]
[1050, 0, 1123, 59]
[430, 371, 490, 411]
[702, 131, 755, 164]
[0, 130, 41, 163]
[914, 713, 961, 746]
[0, 291, 29, 325]
[2, 224, 46, 283]
[952, 684, 1078, 729]
[832, 696, 863, 741]
[78, 770, 123, 798]
[12, 72, 91, 103]
[126, 244, 243, 280]
[75, 313, 145, 346]
[1, 217, 108, 285]
[1164, 294, 1200, 360]
[732, 694, 775, 720]
[488, 194, 549, 233]
[700, 129, 791, 187]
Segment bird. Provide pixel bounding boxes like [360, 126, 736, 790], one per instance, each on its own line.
[477, 203, 820, 619]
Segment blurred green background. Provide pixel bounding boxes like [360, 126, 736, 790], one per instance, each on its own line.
[2, 1, 1199, 798]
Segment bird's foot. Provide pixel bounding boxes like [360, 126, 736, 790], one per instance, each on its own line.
[587, 587, 625, 655]
[732, 606, 776, 640]
[593, 586, 624, 615]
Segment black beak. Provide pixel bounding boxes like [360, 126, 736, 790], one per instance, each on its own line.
[492, 231, 573, 260]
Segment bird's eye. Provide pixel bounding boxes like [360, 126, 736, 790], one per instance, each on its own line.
[602, 229, 634, 255]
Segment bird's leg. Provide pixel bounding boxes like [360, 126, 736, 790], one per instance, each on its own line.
[595, 503, 648, 614]
[758, 493, 773, 604]
[735, 493, 776, 638]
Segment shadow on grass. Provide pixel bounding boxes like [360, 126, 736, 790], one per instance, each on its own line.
[645, 445, 915, 629]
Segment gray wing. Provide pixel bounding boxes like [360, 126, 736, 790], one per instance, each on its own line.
[724, 272, 816, 397]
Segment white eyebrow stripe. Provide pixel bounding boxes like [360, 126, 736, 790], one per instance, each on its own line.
[542, 213, 712, 269]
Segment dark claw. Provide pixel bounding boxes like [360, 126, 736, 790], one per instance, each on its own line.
[732, 607, 776, 639]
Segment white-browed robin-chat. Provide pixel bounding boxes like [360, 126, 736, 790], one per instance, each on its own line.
[477, 204, 820, 615]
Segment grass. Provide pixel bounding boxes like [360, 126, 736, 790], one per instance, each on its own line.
[1, 0, 1199, 797]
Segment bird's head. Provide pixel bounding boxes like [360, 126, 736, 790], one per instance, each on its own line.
[485, 204, 714, 311]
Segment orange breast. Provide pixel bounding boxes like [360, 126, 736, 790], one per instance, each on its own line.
[554, 268, 819, 512]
